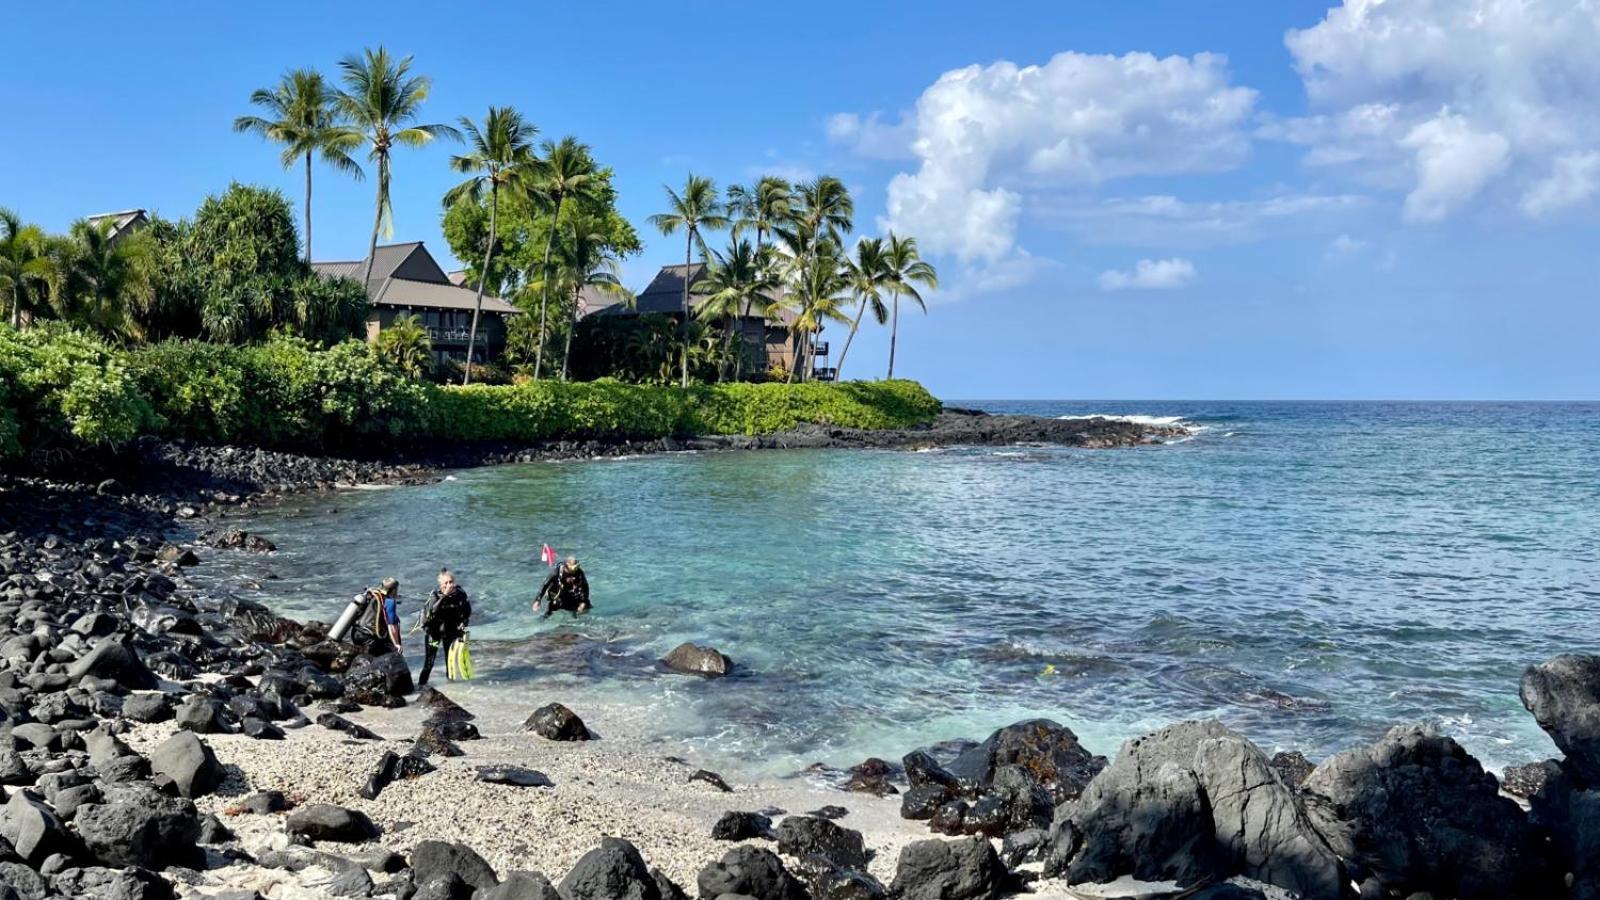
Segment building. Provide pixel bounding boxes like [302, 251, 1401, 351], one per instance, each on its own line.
[313, 242, 519, 364]
[596, 263, 825, 377]
[83, 209, 149, 245]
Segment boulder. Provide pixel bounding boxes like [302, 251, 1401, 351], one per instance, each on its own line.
[652, 867, 690, 900]
[49, 864, 175, 900]
[774, 815, 868, 871]
[1053, 720, 1345, 900]
[696, 845, 806, 900]
[901, 785, 952, 821]
[475, 765, 553, 788]
[344, 653, 413, 699]
[415, 871, 472, 900]
[121, 693, 173, 723]
[361, 750, 436, 799]
[1269, 751, 1316, 791]
[841, 758, 898, 796]
[889, 837, 1006, 900]
[903, 750, 963, 793]
[481, 870, 561, 900]
[74, 796, 201, 868]
[174, 695, 231, 734]
[559, 837, 661, 900]
[150, 731, 224, 798]
[661, 642, 734, 677]
[523, 703, 591, 741]
[1523, 762, 1600, 900]
[236, 790, 290, 815]
[317, 713, 381, 740]
[712, 811, 773, 841]
[1521, 654, 1600, 783]
[0, 792, 73, 864]
[1303, 723, 1561, 900]
[0, 750, 31, 786]
[946, 719, 1104, 805]
[284, 803, 379, 843]
[67, 640, 157, 690]
[410, 839, 499, 894]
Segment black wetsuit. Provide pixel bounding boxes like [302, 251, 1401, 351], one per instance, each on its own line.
[537, 566, 590, 618]
[418, 585, 470, 685]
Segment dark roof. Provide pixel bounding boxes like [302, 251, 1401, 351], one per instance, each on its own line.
[313, 242, 515, 315]
[599, 263, 794, 324]
[84, 210, 148, 243]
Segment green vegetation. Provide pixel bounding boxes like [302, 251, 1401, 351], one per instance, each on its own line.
[0, 324, 940, 463]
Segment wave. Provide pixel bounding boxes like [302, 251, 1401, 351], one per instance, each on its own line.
[1057, 413, 1188, 427]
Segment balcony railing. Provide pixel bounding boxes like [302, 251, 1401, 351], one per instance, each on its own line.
[812, 367, 838, 382]
[812, 341, 830, 357]
[426, 326, 486, 345]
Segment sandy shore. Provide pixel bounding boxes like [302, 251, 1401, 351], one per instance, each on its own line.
[123, 685, 936, 897]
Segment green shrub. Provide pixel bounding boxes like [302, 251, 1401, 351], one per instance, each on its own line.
[0, 323, 155, 456]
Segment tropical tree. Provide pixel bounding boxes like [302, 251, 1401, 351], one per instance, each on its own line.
[792, 176, 854, 250]
[693, 238, 776, 382]
[727, 176, 793, 261]
[233, 68, 363, 263]
[528, 137, 602, 379]
[648, 175, 728, 386]
[0, 209, 58, 329]
[375, 312, 433, 378]
[834, 237, 891, 380]
[58, 220, 156, 341]
[778, 238, 852, 382]
[554, 219, 630, 381]
[881, 233, 938, 379]
[443, 106, 539, 384]
[337, 47, 457, 304]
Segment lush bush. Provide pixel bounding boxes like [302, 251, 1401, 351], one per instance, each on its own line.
[0, 324, 940, 462]
[0, 324, 155, 460]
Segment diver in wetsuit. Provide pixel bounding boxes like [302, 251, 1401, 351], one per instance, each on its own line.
[533, 557, 590, 618]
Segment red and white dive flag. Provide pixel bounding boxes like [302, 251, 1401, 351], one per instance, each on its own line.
[540, 544, 557, 567]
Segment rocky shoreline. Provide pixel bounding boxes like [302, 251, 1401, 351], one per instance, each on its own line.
[3, 415, 1597, 900]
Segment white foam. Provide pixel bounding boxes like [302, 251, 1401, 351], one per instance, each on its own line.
[1057, 413, 1188, 427]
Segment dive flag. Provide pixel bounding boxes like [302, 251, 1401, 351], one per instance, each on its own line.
[540, 544, 557, 567]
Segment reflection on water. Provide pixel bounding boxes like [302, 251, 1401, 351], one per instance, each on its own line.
[190, 401, 1600, 775]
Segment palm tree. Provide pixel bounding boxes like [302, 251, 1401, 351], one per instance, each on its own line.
[778, 238, 852, 382]
[648, 175, 728, 386]
[0, 209, 58, 329]
[443, 106, 539, 384]
[59, 219, 156, 341]
[835, 237, 891, 380]
[233, 69, 363, 263]
[882, 234, 938, 379]
[793, 176, 854, 249]
[337, 47, 458, 307]
[554, 220, 631, 381]
[529, 137, 601, 379]
[376, 313, 434, 378]
[694, 239, 776, 382]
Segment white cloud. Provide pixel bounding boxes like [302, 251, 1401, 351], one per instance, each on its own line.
[1098, 258, 1197, 292]
[847, 50, 1256, 282]
[1281, 0, 1600, 220]
[1034, 192, 1370, 248]
[824, 112, 915, 160]
[1326, 233, 1368, 256]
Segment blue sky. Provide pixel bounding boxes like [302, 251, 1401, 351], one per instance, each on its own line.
[3, 1, 1597, 400]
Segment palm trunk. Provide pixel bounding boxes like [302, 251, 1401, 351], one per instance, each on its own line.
[887, 292, 899, 379]
[359, 157, 386, 305]
[561, 286, 578, 381]
[835, 300, 868, 381]
[463, 181, 498, 386]
[534, 193, 564, 380]
[680, 231, 692, 387]
[303, 152, 314, 265]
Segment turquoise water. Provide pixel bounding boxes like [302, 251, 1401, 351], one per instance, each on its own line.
[194, 402, 1600, 775]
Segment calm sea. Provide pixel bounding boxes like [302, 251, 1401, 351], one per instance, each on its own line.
[192, 401, 1600, 775]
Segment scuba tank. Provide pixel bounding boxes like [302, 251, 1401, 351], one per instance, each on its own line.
[329, 591, 375, 642]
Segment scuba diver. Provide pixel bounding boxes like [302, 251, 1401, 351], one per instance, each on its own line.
[417, 568, 471, 686]
[533, 557, 590, 618]
[330, 577, 403, 655]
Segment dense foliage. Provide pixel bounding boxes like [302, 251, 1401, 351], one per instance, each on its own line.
[0, 325, 939, 463]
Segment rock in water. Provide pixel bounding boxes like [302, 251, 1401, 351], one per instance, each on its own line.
[67, 640, 157, 690]
[1521, 654, 1600, 783]
[560, 837, 662, 900]
[410, 839, 500, 894]
[661, 642, 734, 677]
[284, 804, 379, 843]
[946, 719, 1104, 805]
[696, 845, 807, 900]
[889, 837, 1006, 900]
[1303, 723, 1562, 900]
[149, 731, 225, 798]
[523, 703, 592, 741]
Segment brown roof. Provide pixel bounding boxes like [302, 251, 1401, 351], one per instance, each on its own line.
[84, 209, 148, 243]
[599, 263, 794, 324]
[313, 242, 516, 314]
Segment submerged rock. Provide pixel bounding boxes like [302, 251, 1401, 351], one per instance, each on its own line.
[661, 642, 734, 677]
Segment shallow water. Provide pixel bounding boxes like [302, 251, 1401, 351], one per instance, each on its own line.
[192, 401, 1600, 776]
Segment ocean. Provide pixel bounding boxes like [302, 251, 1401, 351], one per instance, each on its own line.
[192, 401, 1600, 776]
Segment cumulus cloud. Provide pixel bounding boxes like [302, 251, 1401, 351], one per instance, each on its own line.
[1281, 0, 1600, 220]
[834, 50, 1255, 296]
[1098, 258, 1197, 292]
